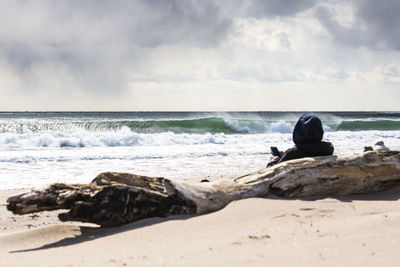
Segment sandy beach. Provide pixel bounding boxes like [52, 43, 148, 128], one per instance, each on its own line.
[1, 187, 400, 266]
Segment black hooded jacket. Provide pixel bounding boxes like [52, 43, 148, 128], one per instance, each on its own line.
[268, 113, 334, 166]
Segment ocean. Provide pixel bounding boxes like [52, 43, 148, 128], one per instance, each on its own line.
[1, 111, 399, 190]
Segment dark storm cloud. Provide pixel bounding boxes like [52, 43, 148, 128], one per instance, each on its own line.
[0, 0, 232, 93]
[234, 0, 316, 18]
[315, 0, 400, 51]
[314, 4, 368, 48]
[0, 0, 322, 94]
[356, 0, 400, 50]
[137, 0, 232, 47]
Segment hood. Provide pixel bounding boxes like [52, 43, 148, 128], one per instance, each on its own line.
[293, 113, 324, 144]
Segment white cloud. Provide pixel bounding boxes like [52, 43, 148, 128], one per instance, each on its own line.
[229, 18, 293, 51]
[360, 62, 400, 83]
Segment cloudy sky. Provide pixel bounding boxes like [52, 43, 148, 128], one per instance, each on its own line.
[1, 0, 399, 111]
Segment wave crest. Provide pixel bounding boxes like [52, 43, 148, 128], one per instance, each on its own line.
[0, 117, 296, 135]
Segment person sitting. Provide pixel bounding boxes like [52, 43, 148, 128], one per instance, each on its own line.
[267, 113, 334, 167]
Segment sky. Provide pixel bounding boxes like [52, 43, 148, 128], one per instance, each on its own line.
[0, 0, 399, 111]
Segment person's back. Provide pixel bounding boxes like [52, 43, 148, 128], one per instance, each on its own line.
[268, 113, 334, 166]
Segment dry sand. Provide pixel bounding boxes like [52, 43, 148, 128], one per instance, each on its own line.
[1, 187, 400, 266]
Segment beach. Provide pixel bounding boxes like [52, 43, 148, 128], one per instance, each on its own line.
[2, 187, 400, 266]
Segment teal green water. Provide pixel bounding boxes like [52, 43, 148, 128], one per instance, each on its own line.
[0, 111, 399, 134]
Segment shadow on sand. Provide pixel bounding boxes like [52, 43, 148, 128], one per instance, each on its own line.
[264, 186, 400, 202]
[7, 213, 197, 254]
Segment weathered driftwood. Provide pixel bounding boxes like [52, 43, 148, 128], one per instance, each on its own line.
[6, 147, 400, 227]
[6, 173, 196, 227]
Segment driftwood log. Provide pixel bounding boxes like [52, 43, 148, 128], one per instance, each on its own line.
[6, 146, 400, 227]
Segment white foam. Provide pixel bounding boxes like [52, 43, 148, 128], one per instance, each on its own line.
[1, 127, 399, 189]
[269, 120, 293, 133]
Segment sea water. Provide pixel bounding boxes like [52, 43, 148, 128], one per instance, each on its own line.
[0, 111, 399, 189]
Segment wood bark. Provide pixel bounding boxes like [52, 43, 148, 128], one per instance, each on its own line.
[6, 149, 400, 227]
